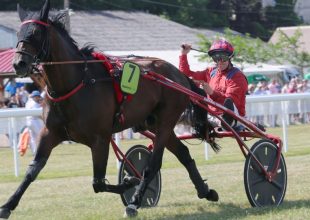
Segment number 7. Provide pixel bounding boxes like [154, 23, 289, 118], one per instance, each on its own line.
[128, 64, 136, 83]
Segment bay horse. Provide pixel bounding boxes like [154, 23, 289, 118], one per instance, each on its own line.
[0, 0, 219, 218]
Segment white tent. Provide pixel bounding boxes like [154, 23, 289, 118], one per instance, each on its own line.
[243, 63, 284, 75]
[242, 63, 301, 83]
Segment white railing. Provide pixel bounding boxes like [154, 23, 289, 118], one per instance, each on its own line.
[1, 93, 310, 176]
[246, 93, 310, 153]
[0, 108, 42, 177]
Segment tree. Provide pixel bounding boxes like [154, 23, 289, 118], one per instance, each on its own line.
[271, 29, 310, 75]
[1, 0, 304, 43]
[197, 29, 274, 69]
[197, 28, 310, 76]
[228, 0, 270, 40]
[263, 0, 303, 31]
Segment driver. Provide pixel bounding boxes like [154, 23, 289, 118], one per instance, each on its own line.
[179, 39, 248, 128]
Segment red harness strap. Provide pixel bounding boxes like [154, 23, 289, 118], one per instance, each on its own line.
[21, 19, 50, 27]
[91, 52, 132, 103]
[91, 52, 114, 73]
[46, 82, 85, 102]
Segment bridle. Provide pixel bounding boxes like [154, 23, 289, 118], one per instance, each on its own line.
[15, 19, 50, 74]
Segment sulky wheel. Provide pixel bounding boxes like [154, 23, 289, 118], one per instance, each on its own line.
[118, 145, 161, 207]
[244, 139, 287, 207]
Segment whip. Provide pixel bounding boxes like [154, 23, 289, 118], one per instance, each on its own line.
[181, 45, 208, 54]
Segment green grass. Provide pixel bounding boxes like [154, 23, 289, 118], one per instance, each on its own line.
[0, 124, 310, 219]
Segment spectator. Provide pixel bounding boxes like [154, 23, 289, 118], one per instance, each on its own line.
[303, 80, 310, 92]
[281, 83, 289, 94]
[4, 79, 24, 98]
[7, 95, 20, 108]
[252, 81, 268, 126]
[246, 84, 256, 123]
[286, 78, 300, 124]
[302, 80, 310, 123]
[247, 84, 255, 95]
[267, 79, 281, 127]
[25, 90, 44, 155]
[268, 79, 281, 94]
[0, 78, 4, 98]
[0, 98, 7, 109]
[17, 86, 29, 107]
[253, 81, 268, 95]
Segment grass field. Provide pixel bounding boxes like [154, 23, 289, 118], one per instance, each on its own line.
[0, 125, 310, 220]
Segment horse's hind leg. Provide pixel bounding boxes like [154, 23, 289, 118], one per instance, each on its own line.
[125, 125, 174, 217]
[165, 134, 219, 201]
[0, 128, 63, 219]
[90, 136, 137, 195]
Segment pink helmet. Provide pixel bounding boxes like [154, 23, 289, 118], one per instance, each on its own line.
[208, 39, 234, 57]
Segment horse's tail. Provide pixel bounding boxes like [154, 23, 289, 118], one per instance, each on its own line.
[186, 78, 221, 153]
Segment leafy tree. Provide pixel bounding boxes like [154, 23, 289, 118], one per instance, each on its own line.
[197, 29, 274, 69]
[197, 28, 310, 75]
[271, 29, 310, 75]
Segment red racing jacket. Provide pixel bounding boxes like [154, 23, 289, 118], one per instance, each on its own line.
[179, 54, 248, 116]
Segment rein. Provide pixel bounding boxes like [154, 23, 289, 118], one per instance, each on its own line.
[39, 57, 162, 66]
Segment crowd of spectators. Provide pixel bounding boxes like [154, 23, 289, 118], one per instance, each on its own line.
[247, 77, 310, 127]
[248, 78, 310, 96]
[0, 79, 36, 109]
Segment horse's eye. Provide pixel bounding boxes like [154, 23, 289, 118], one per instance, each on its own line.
[32, 28, 42, 40]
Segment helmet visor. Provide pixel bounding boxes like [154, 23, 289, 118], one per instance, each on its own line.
[211, 52, 230, 63]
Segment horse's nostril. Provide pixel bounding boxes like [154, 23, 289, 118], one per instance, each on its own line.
[18, 60, 27, 68]
[13, 60, 27, 71]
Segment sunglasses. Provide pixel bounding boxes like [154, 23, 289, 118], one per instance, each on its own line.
[211, 53, 230, 63]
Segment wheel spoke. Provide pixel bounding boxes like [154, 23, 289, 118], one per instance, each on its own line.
[250, 176, 265, 186]
[123, 163, 137, 177]
[267, 149, 277, 171]
[271, 179, 284, 190]
[250, 160, 262, 174]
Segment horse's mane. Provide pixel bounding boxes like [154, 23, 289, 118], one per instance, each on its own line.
[50, 12, 95, 57]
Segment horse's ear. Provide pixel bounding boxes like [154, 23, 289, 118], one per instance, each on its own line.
[40, 0, 50, 22]
[17, 4, 28, 21]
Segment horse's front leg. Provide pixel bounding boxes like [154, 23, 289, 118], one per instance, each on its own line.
[0, 128, 63, 219]
[90, 135, 111, 193]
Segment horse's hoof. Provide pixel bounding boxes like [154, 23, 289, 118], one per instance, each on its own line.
[0, 207, 11, 219]
[206, 189, 219, 202]
[123, 204, 138, 218]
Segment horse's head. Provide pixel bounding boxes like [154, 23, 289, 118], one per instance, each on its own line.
[13, 0, 50, 77]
